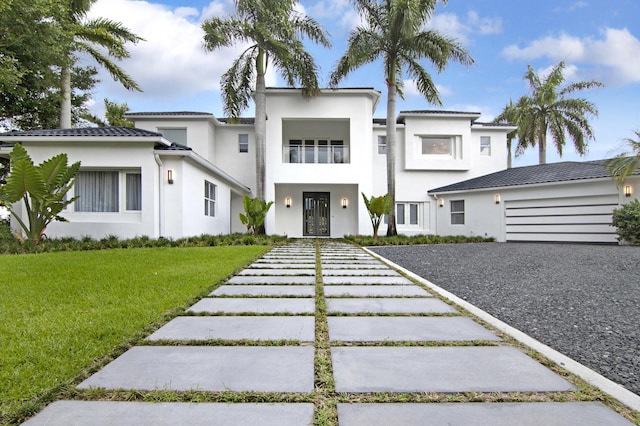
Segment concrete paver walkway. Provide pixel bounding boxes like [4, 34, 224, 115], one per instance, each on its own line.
[23, 241, 634, 425]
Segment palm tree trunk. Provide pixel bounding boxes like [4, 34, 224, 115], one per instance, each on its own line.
[538, 133, 547, 165]
[386, 78, 398, 237]
[254, 49, 267, 234]
[507, 138, 512, 169]
[60, 65, 72, 129]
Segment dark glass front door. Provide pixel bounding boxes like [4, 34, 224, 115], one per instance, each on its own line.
[303, 192, 330, 236]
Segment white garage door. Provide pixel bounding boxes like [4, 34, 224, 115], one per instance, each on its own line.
[505, 194, 619, 244]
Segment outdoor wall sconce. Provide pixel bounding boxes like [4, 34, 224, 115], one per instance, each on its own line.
[285, 197, 292, 208]
[438, 198, 444, 208]
[167, 169, 174, 184]
[624, 185, 632, 197]
[341, 198, 348, 209]
[494, 194, 501, 204]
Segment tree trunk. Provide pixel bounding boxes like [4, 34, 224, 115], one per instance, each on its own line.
[507, 137, 512, 169]
[386, 79, 398, 237]
[254, 49, 267, 234]
[538, 132, 547, 165]
[60, 65, 72, 129]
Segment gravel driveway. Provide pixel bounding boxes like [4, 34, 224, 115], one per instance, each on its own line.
[370, 243, 640, 396]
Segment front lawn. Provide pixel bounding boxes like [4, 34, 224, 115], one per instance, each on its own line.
[0, 245, 269, 423]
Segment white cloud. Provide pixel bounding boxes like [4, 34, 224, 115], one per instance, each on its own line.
[402, 80, 451, 98]
[466, 11, 502, 35]
[310, 0, 361, 30]
[428, 11, 502, 45]
[86, 0, 248, 106]
[502, 28, 640, 85]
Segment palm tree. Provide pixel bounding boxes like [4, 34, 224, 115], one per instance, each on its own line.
[514, 61, 603, 165]
[329, 0, 472, 236]
[59, 0, 143, 129]
[202, 0, 330, 208]
[606, 130, 640, 187]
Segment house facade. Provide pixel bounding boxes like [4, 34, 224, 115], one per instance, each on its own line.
[1, 87, 517, 240]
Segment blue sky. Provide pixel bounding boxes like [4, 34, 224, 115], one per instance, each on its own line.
[86, 0, 640, 167]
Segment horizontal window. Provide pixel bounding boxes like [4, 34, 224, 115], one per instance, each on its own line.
[74, 170, 141, 213]
[284, 139, 349, 164]
[422, 136, 453, 155]
[396, 203, 419, 225]
[158, 128, 187, 145]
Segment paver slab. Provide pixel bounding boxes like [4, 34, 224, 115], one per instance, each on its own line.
[322, 269, 400, 276]
[323, 276, 414, 285]
[147, 316, 315, 341]
[239, 269, 315, 276]
[79, 346, 314, 392]
[323, 285, 429, 297]
[249, 263, 316, 269]
[337, 402, 633, 426]
[254, 258, 316, 264]
[327, 298, 457, 314]
[227, 276, 315, 285]
[322, 263, 387, 269]
[211, 285, 315, 297]
[24, 401, 315, 426]
[328, 317, 501, 342]
[188, 298, 314, 314]
[331, 346, 575, 393]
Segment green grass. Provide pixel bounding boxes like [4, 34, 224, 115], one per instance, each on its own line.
[0, 245, 269, 422]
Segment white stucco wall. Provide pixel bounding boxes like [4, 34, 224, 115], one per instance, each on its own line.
[214, 124, 256, 192]
[18, 141, 161, 239]
[131, 117, 216, 161]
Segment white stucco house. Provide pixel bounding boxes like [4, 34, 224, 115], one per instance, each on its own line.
[0, 87, 635, 243]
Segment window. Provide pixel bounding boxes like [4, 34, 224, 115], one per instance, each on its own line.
[422, 137, 453, 155]
[204, 180, 217, 217]
[125, 173, 142, 211]
[239, 134, 249, 153]
[74, 170, 142, 213]
[480, 136, 491, 155]
[158, 128, 187, 145]
[451, 200, 465, 225]
[396, 203, 419, 225]
[378, 135, 387, 154]
[75, 171, 119, 212]
[284, 139, 349, 164]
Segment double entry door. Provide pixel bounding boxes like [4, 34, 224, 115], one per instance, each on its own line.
[303, 192, 330, 236]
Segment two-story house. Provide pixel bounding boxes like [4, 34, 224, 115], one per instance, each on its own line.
[0, 87, 516, 240]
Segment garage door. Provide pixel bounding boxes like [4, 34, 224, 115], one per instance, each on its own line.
[505, 195, 619, 244]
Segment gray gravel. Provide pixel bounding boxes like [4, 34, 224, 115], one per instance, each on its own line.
[370, 243, 640, 396]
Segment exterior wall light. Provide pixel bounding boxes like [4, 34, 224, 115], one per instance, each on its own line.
[438, 198, 444, 208]
[341, 198, 348, 209]
[494, 194, 501, 204]
[624, 185, 632, 197]
[285, 197, 292, 208]
[167, 169, 174, 184]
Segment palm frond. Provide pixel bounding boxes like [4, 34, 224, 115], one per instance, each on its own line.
[79, 44, 141, 91]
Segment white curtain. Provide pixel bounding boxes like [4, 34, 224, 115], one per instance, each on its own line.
[75, 171, 119, 212]
[126, 173, 142, 210]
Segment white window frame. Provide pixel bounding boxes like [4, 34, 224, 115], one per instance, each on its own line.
[396, 202, 420, 226]
[283, 139, 349, 164]
[71, 169, 141, 213]
[450, 200, 465, 225]
[157, 128, 187, 145]
[239, 134, 249, 153]
[480, 136, 491, 155]
[378, 135, 387, 154]
[204, 180, 217, 217]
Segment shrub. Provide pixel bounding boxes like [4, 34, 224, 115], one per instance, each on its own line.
[612, 200, 640, 245]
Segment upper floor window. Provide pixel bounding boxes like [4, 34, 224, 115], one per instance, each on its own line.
[451, 200, 465, 225]
[158, 128, 187, 145]
[284, 139, 349, 164]
[480, 136, 491, 155]
[239, 134, 249, 153]
[422, 136, 453, 155]
[378, 135, 387, 154]
[74, 170, 141, 212]
[204, 180, 217, 217]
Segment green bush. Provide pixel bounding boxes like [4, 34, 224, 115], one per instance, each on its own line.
[344, 233, 494, 246]
[612, 200, 640, 245]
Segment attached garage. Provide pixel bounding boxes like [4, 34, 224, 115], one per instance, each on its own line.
[504, 194, 618, 243]
[429, 160, 639, 245]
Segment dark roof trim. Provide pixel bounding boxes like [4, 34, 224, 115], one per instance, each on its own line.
[0, 126, 162, 138]
[126, 111, 213, 117]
